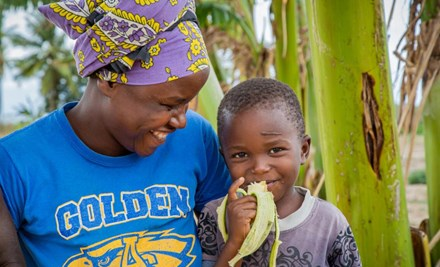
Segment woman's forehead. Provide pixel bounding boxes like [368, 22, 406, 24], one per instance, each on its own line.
[121, 67, 209, 100]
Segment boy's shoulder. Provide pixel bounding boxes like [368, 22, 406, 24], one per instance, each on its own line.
[312, 196, 350, 229]
[202, 196, 225, 213]
[291, 187, 349, 228]
[315, 198, 346, 216]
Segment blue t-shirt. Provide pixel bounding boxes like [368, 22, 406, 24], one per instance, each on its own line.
[0, 102, 231, 267]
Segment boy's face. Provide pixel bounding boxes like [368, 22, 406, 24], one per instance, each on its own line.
[220, 108, 310, 205]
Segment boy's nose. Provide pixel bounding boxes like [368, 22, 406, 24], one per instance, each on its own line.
[251, 157, 271, 174]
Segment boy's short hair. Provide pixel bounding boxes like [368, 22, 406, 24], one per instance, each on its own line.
[217, 77, 305, 139]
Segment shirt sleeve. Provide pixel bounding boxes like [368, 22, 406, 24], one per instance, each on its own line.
[202, 260, 216, 267]
[327, 224, 362, 266]
[197, 200, 222, 262]
[0, 145, 24, 228]
[193, 114, 231, 213]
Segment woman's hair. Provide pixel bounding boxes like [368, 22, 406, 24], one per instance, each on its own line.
[217, 77, 305, 139]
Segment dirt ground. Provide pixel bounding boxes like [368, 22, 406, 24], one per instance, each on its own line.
[402, 135, 428, 227]
[406, 184, 428, 227]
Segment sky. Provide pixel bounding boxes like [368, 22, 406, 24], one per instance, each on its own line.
[0, 1, 410, 124]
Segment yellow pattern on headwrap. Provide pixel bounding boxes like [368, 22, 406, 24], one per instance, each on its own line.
[90, 38, 101, 53]
[149, 39, 166, 56]
[187, 58, 209, 73]
[178, 23, 189, 36]
[77, 51, 85, 62]
[135, 0, 160, 6]
[111, 8, 159, 29]
[39, 0, 209, 85]
[96, 71, 119, 82]
[49, 3, 88, 34]
[95, 25, 138, 49]
[190, 39, 201, 56]
[141, 58, 154, 69]
[120, 73, 128, 83]
[139, 38, 166, 70]
[166, 67, 179, 81]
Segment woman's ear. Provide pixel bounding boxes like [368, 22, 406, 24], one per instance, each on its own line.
[96, 79, 118, 98]
[300, 135, 311, 164]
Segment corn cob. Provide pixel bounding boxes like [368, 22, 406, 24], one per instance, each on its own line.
[216, 181, 281, 267]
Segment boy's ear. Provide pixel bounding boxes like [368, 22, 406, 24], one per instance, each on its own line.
[96, 79, 118, 98]
[300, 135, 311, 164]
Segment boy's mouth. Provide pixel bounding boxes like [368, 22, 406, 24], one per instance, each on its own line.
[265, 180, 278, 189]
[243, 179, 279, 189]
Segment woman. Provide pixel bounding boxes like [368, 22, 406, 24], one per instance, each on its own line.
[0, 0, 231, 266]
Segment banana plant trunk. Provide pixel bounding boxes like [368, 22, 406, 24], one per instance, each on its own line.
[422, 1, 440, 263]
[305, 1, 415, 266]
[424, 78, 440, 264]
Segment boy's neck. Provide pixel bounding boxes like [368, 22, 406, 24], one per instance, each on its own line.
[276, 187, 305, 219]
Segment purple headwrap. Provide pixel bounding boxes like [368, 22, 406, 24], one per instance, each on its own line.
[38, 0, 209, 85]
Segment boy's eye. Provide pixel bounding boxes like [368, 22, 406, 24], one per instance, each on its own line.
[231, 152, 247, 158]
[269, 147, 284, 154]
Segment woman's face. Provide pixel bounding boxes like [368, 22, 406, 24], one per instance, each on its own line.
[105, 68, 209, 156]
[220, 108, 310, 206]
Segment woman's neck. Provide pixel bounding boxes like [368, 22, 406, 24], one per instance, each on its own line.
[66, 86, 130, 157]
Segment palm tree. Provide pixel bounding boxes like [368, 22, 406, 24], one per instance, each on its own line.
[6, 12, 84, 112]
[0, 0, 51, 118]
[305, 0, 415, 265]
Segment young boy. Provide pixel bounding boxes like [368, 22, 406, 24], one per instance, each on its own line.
[197, 78, 362, 266]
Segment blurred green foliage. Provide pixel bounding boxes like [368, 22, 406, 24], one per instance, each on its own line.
[408, 169, 427, 184]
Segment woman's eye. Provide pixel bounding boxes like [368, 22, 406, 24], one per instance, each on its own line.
[232, 152, 247, 158]
[162, 103, 185, 112]
[161, 103, 175, 111]
[161, 104, 172, 110]
[269, 147, 284, 154]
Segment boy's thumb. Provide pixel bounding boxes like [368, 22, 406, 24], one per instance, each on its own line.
[228, 177, 245, 201]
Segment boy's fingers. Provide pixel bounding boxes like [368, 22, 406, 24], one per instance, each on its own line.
[228, 177, 245, 201]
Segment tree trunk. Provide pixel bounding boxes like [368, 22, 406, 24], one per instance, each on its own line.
[305, 0, 415, 265]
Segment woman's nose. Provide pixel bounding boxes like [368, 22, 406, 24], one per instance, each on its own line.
[169, 104, 188, 129]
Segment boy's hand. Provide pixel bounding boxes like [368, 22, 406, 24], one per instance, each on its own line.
[225, 177, 257, 249]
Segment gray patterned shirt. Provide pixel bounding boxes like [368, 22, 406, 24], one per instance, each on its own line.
[197, 187, 362, 266]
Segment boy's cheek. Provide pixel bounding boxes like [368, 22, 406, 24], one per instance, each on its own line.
[226, 165, 244, 180]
